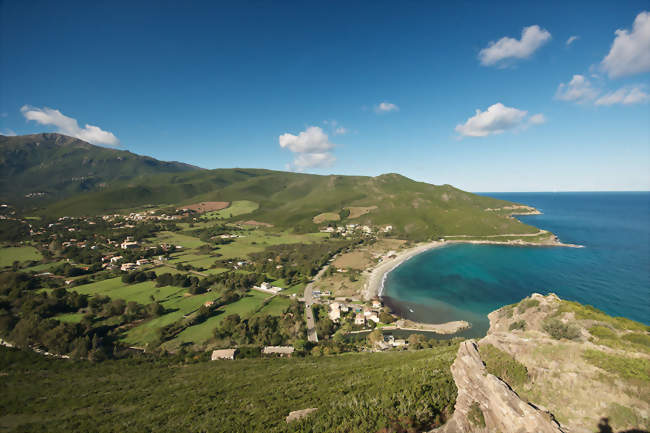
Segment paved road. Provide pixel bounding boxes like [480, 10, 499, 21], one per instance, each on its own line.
[303, 264, 330, 343]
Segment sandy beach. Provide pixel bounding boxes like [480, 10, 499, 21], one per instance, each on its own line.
[363, 240, 444, 300]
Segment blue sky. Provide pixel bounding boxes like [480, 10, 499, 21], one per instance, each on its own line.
[1, 0, 648, 191]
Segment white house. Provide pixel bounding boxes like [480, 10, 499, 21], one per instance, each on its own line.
[354, 313, 366, 326]
[211, 349, 237, 360]
[328, 302, 341, 322]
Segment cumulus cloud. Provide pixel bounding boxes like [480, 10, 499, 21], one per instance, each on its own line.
[374, 101, 399, 113]
[555, 74, 599, 103]
[566, 35, 579, 45]
[20, 105, 120, 146]
[595, 86, 650, 105]
[455, 102, 543, 137]
[479, 25, 551, 66]
[292, 152, 336, 169]
[334, 126, 348, 135]
[279, 126, 336, 169]
[601, 11, 650, 78]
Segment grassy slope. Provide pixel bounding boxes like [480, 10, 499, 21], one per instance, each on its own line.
[0, 133, 199, 205]
[41, 170, 539, 241]
[0, 246, 42, 267]
[0, 344, 458, 433]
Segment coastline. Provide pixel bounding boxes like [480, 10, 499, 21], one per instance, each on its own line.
[363, 240, 444, 301]
[363, 234, 582, 301]
[445, 239, 583, 248]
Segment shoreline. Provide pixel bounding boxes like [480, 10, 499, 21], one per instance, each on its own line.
[445, 239, 583, 248]
[363, 235, 582, 301]
[363, 240, 444, 301]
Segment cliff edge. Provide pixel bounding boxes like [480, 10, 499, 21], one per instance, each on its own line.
[433, 293, 649, 433]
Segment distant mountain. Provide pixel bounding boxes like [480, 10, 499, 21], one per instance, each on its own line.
[0, 133, 200, 205]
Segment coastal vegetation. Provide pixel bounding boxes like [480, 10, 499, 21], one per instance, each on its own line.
[0, 344, 458, 432]
[478, 343, 529, 388]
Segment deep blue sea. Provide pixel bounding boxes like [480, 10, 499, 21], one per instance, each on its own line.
[382, 192, 650, 338]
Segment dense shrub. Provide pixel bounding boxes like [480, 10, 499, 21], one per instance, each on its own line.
[543, 318, 581, 340]
[479, 343, 529, 388]
[509, 320, 526, 331]
[516, 299, 540, 314]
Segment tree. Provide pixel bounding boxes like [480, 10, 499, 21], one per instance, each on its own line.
[367, 329, 383, 346]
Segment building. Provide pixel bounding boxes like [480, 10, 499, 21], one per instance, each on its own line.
[120, 262, 136, 271]
[262, 346, 294, 357]
[367, 313, 380, 323]
[257, 282, 283, 294]
[136, 259, 150, 266]
[354, 313, 366, 326]
[371, 299, 382, 309]
[121, 241, 138, 250]
[211, 349, 237, 360]
[110, 256, 123, 264]
[328, 302, 341, 322]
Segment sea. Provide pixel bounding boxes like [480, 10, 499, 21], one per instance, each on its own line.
[382, 192, 650, 338]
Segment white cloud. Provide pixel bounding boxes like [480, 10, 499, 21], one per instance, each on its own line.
[20, 105, 120, 146]
[566, 35, 579, 45]
[479, 25, 551, 66]
[374, 101, 399, 113]
[555, 74, 599, 103]
[334, 126, 348, 135]
[601, 11, 650, 78]
[292, 152, 336, 169]
[528, 113, 547, 124]
[595, 86, 650, 105]
[1, 129, 17, 136]
[279, 126, 336, 169]
[279, 126, 334, 153]
[455, 102, 543, 137]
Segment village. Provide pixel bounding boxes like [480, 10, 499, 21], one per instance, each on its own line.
[0, 201, 447, 361]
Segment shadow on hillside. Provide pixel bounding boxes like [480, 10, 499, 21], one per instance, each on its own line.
[597, 417, 649, 433]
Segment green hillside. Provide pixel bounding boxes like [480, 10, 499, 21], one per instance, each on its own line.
[40, 170, 539, 240]
[0, 133, 199, 205]
[0, 344, 458, 432]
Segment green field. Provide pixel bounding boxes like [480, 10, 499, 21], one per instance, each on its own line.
[23, 260, 66, 273]
[124, 291, 221, 346]
[213, 230, 329, 259]
[155, 231, 207, 249]
[0, 246, 42, 268]
[73, 278, 182, 305]
[201, 200, 259, 220]
[0, 344, 458, 432]
[253, 296, 293, 317]
[166, 291, 271, 348]
[55, 312, 85, 323]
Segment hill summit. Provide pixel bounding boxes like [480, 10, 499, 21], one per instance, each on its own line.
[0, 133, 199, 205]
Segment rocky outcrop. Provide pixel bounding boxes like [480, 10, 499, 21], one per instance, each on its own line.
[432, 340, 564, 433]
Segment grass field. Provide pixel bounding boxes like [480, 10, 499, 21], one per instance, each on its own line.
[213, 230, 328, 260]
[0, 246, 42, 268]
[55, 312, 85, 323]
[253, 296, 292, 317]
[201, 200, 259, 220]
[73, 278, 182, 305]
[166, 291, 271, 348]
[154, 231, 207, 249]
[123, 291, 222, 346]
[0, 344, 458, 432]
[23, 260, 66, 273]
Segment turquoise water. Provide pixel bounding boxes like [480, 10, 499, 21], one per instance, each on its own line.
[382, 192, 650, 338]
